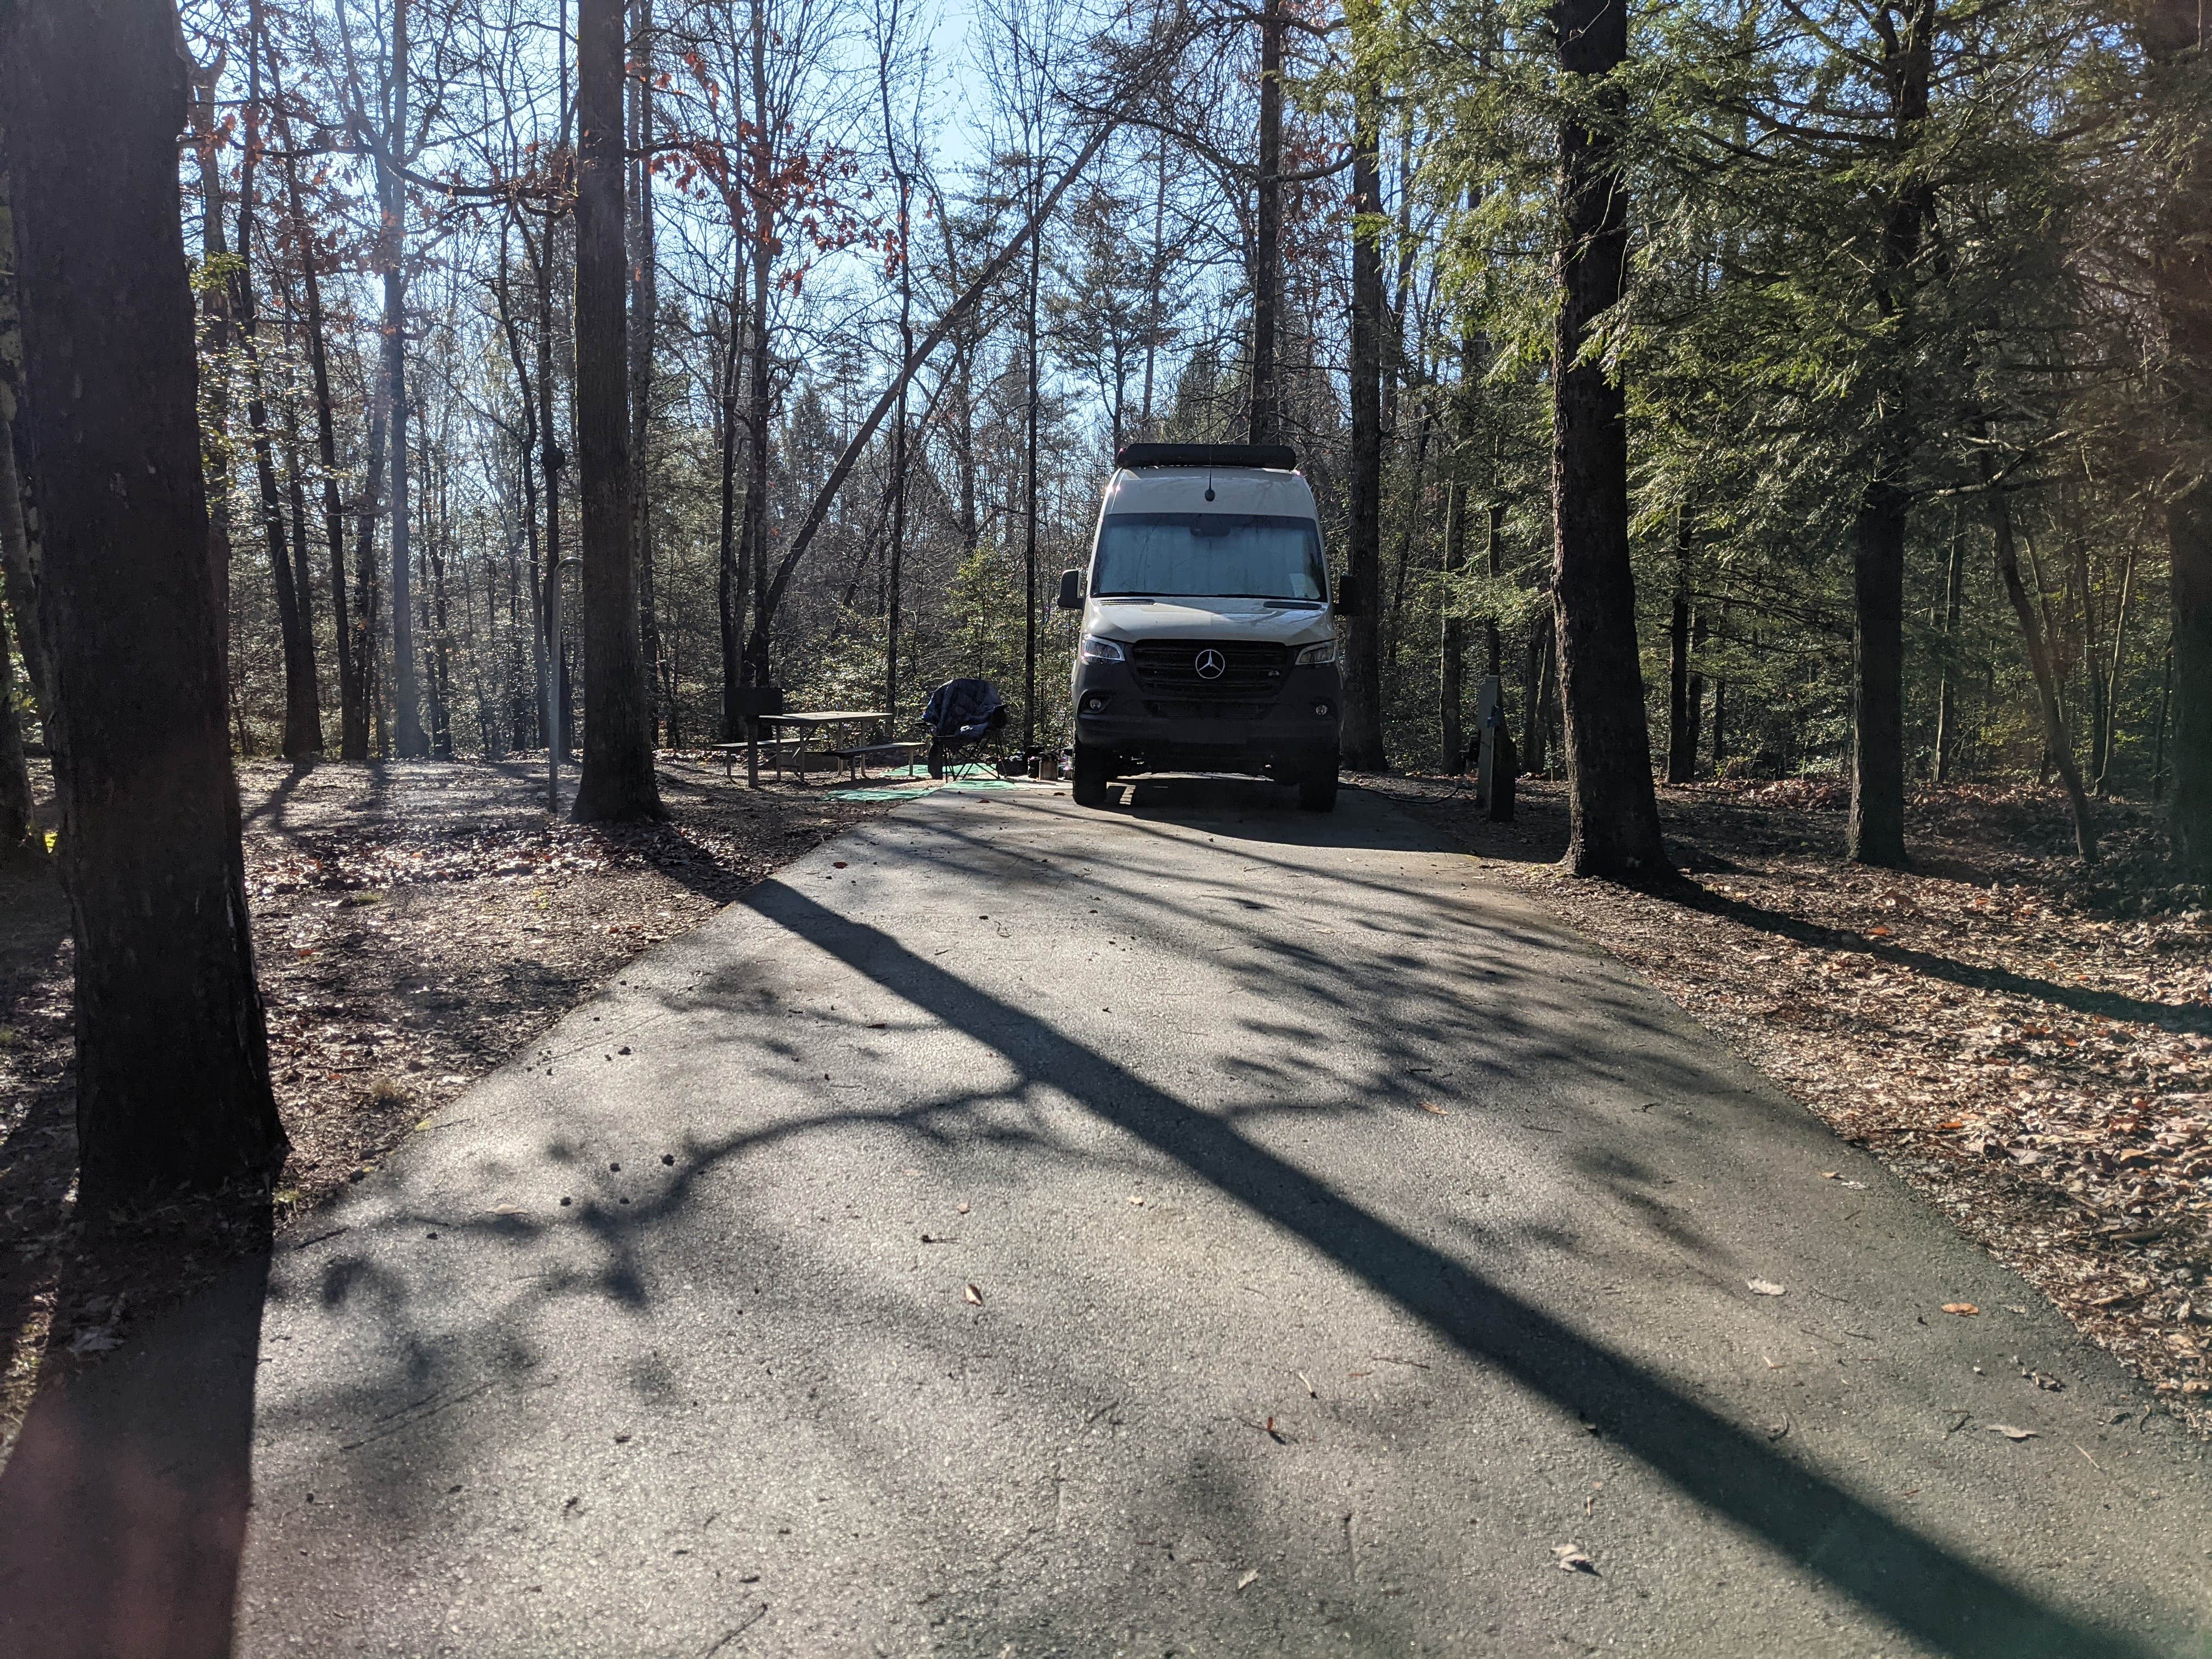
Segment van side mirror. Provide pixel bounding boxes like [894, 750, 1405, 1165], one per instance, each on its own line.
[1056, 569, 1083, 611]
[1334, 574, 1363, 617]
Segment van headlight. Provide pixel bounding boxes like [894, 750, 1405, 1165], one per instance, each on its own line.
[1295, 640, 1337, 666]
[1080, 635, 1126, 663]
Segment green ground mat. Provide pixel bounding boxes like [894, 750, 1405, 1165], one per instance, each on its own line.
[825, 767, 1056, 802]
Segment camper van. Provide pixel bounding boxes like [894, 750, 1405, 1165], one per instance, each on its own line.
[1057, 443, 1355, 812]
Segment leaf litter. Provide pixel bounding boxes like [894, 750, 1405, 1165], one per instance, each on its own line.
[0, 757, 894, 1454]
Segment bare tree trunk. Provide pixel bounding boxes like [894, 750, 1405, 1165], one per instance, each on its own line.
[1023, 166, 1041, 752]
[1985, 462, 2097, 861]
[281, 138, 363, 761]
[382, 0, 426, 758]
[2097, 547, 2135, 796]
[1440, 472, 1468, 775]
[1932, 521, 1966, 784]
[1, 0, 285, 1203]
[571, 0, 663, 821]
[528, 220, 568, 764]
[1340, 59, 1389, 771]
[492, 225, 546, 752]
[1550, 0, 1668, 879]
[741, 0, 776, 687]
[233, 24, 323, 760]
[875, 0, 916, 730]
[1666, 511, 1696, 784]
[353, 394, 387, 757]
[1710, 612, 1729, 776]
[716, 273, 747, 737]
[1246, 0, 1283, 446]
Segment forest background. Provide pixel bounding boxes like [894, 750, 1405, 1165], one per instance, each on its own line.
[8, 0, 2208, 847]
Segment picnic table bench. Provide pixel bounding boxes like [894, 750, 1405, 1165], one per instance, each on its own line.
[710, 737, 804, 779]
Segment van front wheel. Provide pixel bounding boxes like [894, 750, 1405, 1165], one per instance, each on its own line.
[1072, 743, 1112, 808]
[1297, 763, 1339, 813]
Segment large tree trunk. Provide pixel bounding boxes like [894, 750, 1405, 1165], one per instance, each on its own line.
[1846, 0, 1934, 867]
[630, 0, 665, 747]
[1, 0, 285, 1203]
[381, 0, 425, 759]
[1550, 0, 1669, 879]
[1340, 65, 1389, 772]
[1246, 0, 1283, 446]
[2142, 0, 2212, 867]
[571, 0, 663, 821]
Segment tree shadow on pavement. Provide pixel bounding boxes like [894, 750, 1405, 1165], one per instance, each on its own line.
[0, 1202, 271, 1659]
[732, 873, 2164, 1659]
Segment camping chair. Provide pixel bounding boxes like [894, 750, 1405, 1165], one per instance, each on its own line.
[919, 678, 1008, 779]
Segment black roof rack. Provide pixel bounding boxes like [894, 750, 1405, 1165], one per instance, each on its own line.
[1114, 441, 1298, 472]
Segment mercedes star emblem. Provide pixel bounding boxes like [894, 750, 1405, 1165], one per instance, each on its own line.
[1194, 648, 1227, 680]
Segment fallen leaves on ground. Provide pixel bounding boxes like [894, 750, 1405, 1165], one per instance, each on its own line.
[963, 1283, 984, 1306]
[1989, 1424, 2040, 1441]
[1943, 1302, 1981, 1316]
[1747, 1279, 1787, 1297]
[1373, 774, 2212, 1434]
[1554, 1544, 1598, 1574]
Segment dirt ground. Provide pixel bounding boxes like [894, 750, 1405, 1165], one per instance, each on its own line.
[0, 755, 895, 1448]
[1366, 771, 2212, 1433]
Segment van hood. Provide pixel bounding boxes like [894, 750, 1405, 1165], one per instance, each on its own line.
[1085, 595, 1332, 645]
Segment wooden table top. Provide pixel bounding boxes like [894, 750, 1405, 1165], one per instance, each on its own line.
[758, 711, 889, 727]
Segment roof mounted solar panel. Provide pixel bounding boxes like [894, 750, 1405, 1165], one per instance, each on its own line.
[1114, 442, 1298, 472]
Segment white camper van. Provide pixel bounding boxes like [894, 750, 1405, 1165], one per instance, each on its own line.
[1056, 443, 1357, 812]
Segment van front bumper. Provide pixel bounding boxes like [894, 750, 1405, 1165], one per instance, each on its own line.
[1070, 659, 1342, 775]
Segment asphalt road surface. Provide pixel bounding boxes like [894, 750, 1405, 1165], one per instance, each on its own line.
[4, 779, 2210, 1657]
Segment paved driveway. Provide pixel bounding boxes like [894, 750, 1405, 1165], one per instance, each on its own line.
[3, 780, 2209, 1657]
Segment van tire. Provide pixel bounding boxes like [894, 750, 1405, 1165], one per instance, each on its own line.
[1297, 764, 1339, 813]
[1072, 743, 1111, 808]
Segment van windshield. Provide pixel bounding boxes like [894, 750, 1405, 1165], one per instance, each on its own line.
[1092, 512, 1328, 601]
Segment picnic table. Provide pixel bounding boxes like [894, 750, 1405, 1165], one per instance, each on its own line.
[758, 711, 924, 782]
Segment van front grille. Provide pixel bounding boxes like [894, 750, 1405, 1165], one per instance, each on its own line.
[1143, 699, 1276, 721]
[1129, 639, 1288, 702]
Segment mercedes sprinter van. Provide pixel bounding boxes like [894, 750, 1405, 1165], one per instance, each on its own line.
[1057, 443, 1353, 812]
